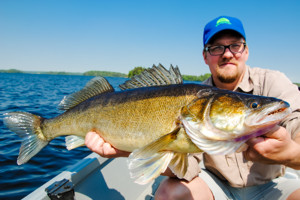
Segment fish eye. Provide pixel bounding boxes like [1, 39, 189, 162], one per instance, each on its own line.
[250, 102, 260, 109]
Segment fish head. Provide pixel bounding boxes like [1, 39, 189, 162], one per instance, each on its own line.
[181, 89, 291, 141]
[241, 95, 291, 138]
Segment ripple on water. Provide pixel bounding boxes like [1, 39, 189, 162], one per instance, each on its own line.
[0, 73, 102, 199]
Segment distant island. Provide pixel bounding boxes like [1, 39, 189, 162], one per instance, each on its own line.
[0, 69, 24, 73]
[83, 71, 127, 77]
[0, 69, 127, 77]
[0, 68, 211, 82]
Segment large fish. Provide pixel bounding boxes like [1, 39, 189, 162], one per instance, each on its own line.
[3, 64, 291, 184]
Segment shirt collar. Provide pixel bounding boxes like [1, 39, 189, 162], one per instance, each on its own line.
[202, 65, 254, 93]
[202, 76, 214, 86]
[235, 65, 253, 93]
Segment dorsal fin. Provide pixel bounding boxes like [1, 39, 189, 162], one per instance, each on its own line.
[58, 77, 114, 110]
[119, 64, 183, 90]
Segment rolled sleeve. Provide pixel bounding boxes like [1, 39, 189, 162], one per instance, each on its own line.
[252, 67, 300, 138]
[281, 111, 300, 139]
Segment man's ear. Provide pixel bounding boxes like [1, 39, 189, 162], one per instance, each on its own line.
[244, 46, 249, 61]
[203, 50, 208, 64]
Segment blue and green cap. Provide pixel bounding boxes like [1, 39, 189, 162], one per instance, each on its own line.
[203, 16, 246, 46]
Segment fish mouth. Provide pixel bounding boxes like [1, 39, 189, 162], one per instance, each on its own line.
[234, 101, 291, 142]
[234, 123, 278, 142]
[245, 101, 291, 127]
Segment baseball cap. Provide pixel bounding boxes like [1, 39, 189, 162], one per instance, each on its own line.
[203, 16, 246, 46]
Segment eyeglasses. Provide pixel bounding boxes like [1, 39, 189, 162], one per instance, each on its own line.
[205, 42, 247, 56]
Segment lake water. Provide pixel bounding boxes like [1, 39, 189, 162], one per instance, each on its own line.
[0, 73, 129, 199]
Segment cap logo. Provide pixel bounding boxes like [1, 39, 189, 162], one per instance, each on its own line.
[216, 18, 231, 27]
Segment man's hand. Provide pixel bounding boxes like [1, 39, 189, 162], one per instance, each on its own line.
[243, 125, 300, 168]
[85, 131, 130, 158]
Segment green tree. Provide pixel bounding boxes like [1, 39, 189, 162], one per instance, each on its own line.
[128, 66, 146, 78]
[83, 71, 126, 77]
[0, 69, 23, 73]
[182, 73, 211, 82]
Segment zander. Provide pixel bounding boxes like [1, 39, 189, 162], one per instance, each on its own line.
[3, 64, 291, 184]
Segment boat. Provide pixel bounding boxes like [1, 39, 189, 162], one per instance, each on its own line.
[22, 153, 164, 200]
[23, 152, 300, 200]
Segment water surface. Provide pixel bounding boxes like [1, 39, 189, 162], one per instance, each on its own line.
[0, 73, 128, 199]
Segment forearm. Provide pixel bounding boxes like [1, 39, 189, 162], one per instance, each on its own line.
[285, 135, 300, 169]
[279, 110, 300, 168]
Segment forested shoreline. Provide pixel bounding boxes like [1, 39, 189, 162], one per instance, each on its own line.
[0, 68, 210, 82]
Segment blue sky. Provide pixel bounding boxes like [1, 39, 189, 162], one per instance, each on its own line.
[1, 0, 300, 82]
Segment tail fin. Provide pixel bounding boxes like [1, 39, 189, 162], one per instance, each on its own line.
[3, 112, 49, 165]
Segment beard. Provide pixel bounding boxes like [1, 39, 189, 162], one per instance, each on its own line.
[216, 72, 239, 83]
[215, 64, 239, 84]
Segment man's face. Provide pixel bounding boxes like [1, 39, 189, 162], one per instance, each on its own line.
[203, 32, 249, 86]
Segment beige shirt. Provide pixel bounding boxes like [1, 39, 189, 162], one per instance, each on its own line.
[184, 65, 300, 187]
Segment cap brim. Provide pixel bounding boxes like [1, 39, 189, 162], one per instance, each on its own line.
[204, 27, 245, 46]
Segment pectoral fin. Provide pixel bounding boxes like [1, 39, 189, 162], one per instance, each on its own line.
[129, 151, 174, 185]
[128, 127, 189, 184]
[169, 153, 188, 179]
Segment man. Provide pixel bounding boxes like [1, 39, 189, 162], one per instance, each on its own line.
[85, 16, 300, 199]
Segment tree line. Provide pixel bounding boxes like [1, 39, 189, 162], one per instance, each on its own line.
[0, 67, 212, 82]
[128, 66, 211, 82]
[83, 71, 127, 77]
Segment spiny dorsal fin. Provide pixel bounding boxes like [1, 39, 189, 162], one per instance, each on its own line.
[119, 64, 183, 90]
[58, 77, 114, 110]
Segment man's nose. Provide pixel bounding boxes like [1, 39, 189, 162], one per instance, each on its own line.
[222, 47, 234, 58]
